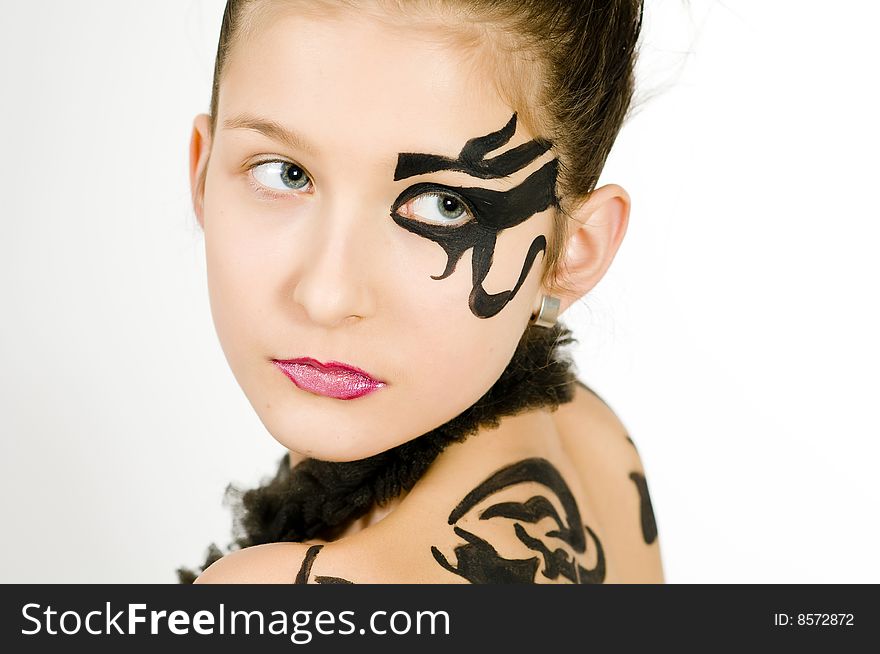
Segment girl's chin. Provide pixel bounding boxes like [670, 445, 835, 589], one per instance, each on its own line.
[278, 444, 396, 463]
[257, 390, 466, 460]
[267, 424, 408, 463]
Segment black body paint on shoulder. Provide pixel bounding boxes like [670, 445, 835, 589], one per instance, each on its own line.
[431, 457, 606, 583]
[629, 471, 658, 545]
[392, 114, 559, 319]
[315, 575, 354, 584]
[293, 544, 355, 584]
[294, 544, 322, 583]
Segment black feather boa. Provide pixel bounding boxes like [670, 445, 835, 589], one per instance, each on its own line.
[178, 321, 580, 583]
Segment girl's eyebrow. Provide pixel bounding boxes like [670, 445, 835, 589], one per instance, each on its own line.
[222, 113, 319, 156]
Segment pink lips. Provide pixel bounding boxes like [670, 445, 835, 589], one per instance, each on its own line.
[271, 357, 386, 400]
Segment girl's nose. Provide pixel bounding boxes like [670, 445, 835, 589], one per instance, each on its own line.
[289, 204, 378, 328]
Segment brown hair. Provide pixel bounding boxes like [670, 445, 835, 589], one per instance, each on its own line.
[200, 0, 644, 294]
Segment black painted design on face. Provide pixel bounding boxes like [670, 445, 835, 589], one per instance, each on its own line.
[431, 457, 606, 583]
[293, 544, 355, 584]
[629, 471, 658, 545]
[394, 113, 552, 181]
[392, 114, 559, 319]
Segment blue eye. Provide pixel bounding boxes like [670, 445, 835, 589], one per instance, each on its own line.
[400, 192, 472, 225]
[251, 160, 312, 193]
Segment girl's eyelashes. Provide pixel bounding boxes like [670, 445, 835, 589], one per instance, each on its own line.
[395, 191, 474, 226]
[247, 159, 313, 199]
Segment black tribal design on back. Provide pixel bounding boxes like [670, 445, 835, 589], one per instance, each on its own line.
[628, 471, 658, 545]
[431, 457, 606, 583]
[392, 114, 559, 319]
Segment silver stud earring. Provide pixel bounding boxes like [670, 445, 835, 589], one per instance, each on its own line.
[529, 294, 561, 329]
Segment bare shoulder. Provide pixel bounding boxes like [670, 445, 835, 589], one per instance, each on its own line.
[554, 381, 639, 463]
[553, 380, 665, 582]
[294, 464, 610, 585]
[196, 382, 664, 584]
[313, 394, 656, 584]
[194, 542, 313, 584]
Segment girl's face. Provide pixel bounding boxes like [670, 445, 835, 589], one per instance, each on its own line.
[192, 6, 559, 461]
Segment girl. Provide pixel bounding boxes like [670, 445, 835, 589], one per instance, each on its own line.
[181, 0, 663, 583]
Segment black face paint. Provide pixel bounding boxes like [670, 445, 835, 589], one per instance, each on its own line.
[431, 457, 606, 584]
[394, 113, 552, 180]
[628, 471, 659, 545]
[392, 114, 559, 319]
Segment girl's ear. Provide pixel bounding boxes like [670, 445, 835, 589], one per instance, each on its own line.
[189, 113, 213, 229]
[542, 183, 631, 315]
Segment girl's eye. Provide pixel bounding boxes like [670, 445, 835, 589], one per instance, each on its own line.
[249, 160, 312, 195]
[399, 192, 472, 225]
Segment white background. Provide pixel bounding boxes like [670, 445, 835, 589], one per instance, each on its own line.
[1, 1, 877, 583]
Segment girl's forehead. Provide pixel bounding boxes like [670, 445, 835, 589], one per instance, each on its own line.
[220, 7, 531, 157]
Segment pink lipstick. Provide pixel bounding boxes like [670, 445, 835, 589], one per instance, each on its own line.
[271, 357, 386, 400]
